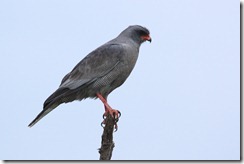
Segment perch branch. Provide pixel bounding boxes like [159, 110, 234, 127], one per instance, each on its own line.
[98, 114, 115, 160]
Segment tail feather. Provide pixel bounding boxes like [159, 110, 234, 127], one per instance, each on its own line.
[28, 85, 91, 127]
[28, 107, 55, 127]
[43, 88, 70, 109]
[28, 87, 72, 127]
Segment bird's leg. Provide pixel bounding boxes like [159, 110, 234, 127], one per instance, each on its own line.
[96, 93, 121, 131]
[96, 93, 121, 119]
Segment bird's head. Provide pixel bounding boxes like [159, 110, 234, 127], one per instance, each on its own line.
[119, 25, 152, 44]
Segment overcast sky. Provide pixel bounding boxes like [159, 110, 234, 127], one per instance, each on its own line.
[0, 0, 240, 160]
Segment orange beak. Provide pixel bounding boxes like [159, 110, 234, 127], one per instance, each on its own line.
[141, 35, 152, 42]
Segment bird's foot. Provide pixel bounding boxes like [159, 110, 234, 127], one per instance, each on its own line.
[103, 109, 121, 120]
[101, 109, 121, 132]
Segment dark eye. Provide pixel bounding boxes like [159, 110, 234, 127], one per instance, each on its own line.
[138, 30, 148, 36]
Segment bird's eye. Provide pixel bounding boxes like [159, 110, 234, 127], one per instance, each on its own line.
[138, 29, 148, 36]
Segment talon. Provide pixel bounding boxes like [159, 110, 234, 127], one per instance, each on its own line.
[114, 117, 119, 123]
[96, 93, 122, 131]
[111, 109, 121, 120]
[100, 110, 121, 131]
[118, 111, 121, 118]
[114, 123, 118, 132]
[101, 120, 106, 128]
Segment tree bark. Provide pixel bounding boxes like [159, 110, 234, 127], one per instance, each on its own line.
[98, 114, 115, 160]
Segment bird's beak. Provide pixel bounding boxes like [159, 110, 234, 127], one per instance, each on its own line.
[148, 36, 152, 43]
[142, 35, 152, 43]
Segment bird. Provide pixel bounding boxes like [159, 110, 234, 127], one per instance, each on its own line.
[28, 25, 151, 129]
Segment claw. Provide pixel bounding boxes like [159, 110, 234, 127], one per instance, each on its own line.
[118, 111, 121, 118]
[96, 93, 122, 132]
[101, 117, 118, 132]
[114, 117, 119, 123]
[101, 109, 121, 132]
[114, 123, 118, 132]
[101, 120, 106, 128]
[103, 113, 106, 119]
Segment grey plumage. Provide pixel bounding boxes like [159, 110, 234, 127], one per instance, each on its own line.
[28, 25, 151, 127]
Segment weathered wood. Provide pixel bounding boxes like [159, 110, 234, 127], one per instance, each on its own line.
[99, 114, 115, 160]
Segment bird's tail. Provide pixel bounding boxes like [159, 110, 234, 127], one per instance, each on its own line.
[28, 87, 70, 127]
[28, 106, 56, 127]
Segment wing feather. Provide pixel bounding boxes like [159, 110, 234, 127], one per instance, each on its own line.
[59, 43, 125, 89]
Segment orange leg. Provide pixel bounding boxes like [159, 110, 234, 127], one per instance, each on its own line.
[96, 93, 121, 131]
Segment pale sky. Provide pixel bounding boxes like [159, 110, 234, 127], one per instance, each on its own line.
[0, 0, 240, 160]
